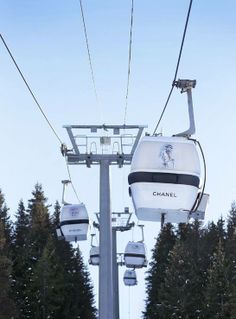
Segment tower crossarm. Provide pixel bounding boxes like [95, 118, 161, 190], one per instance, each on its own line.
[63, 124, 147, 167]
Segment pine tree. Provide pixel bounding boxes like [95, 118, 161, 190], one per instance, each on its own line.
[29, 235, 65, 319]
[199, 219, 227, 299]
[227, 231, 236, 319]
[9, 186, 96, 319]
[20, 184, 51, 318]
[157, 222, 206, 319]
[226, 202, 236, 239]
[65, 248, 97, 319]
[200, 218, 227, 263]
[157, 239, 191, 318]
[13, 200, 29, 248]
[51, 202, 97, 318]
[0, 189, 12, 249]
[51, 200, 60, 228]
[229, 270, 236, 319]
[28, 183, 50, 249]
[226, 204, 236, 318]
[226, 204, 236, 272]
[11, 200, 30, 317]
[200, 221, 219, 268]
[180, 221, 206, 318]
[0, 219, 17, 318]
[203, 240, 231, 318]
[216, 217, 227, 243]
[143, 223, 176, 318]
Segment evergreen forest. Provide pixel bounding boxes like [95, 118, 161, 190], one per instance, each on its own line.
[1, 183, 236, 319]
[144, 204, 236, 319]
[0, 184, 96, 319]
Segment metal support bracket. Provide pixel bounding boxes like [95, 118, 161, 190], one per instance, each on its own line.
[138, 224, 145, 243]
[174, 79, 196, 137]
[61, 180, 71, 205]
[63, 124, 147, 166]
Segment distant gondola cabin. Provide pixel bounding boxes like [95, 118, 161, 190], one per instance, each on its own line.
[123, 269, 137, 286]
[124, 241, 147, 269]
[59, 203, 89, 242]
[89, 246, 99, 266]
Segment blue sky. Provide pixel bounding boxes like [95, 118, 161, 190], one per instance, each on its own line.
[1, 1, 236, 317]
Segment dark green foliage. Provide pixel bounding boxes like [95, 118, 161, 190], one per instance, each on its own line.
[144, 213, 236, 319]
[157, 223, 204, 318]
[14, 200, 29, 248]
[28, 183, 51, 258]
[28, 235, 65, 319]
[62, 249, 97, 319]
[2, 182, 236, 319]
[226, 204, 236, 272]
[0, 189, 12, 249]
[1, 184, 96, 319]
[51, 201, 97, 318]
[158, 240, 192, 318]
[143, 223, 176, 318]
[18, 184, 52, 318]
[0, 219, 17, 318]
[203, 240, 231, 318]
[226, 204, 236, 318]
[51, 200, 60, 228]
[11, 200, 30, 317]
[229, 270, 236, 319]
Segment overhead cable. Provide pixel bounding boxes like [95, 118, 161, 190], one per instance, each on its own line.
[124, 0, 135, 124]
[64, 158, 81, 203]
[153, 0, 193, 135]
[0, 34, 81, 202]
[79, 0, 101, 110]
[0, 34, 63, 145]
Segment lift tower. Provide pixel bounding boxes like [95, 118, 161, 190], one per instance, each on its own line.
[63, 124, 146, 319]
[94, 208, 135, 319]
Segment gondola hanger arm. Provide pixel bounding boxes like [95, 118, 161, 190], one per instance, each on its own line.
[61, 180, 71, 205]
[174, 79, 196, 137]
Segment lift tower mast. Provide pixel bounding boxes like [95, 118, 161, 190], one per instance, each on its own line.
[63, 124, 146, 319]
[94, 208, 135, 319]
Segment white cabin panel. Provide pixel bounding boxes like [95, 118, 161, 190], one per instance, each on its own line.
[123, 269, 137, 286]
[131, 136, 201, 176]
[131, 183, 199, 212]
[89, 246, 99, 265]
[60, 204, 89, 242]
[124, 242, 147, 269]
[60, 224, 88, 242]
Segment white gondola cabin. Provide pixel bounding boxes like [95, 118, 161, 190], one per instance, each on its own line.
[123, 269, 137, 286]
[59, 203, 89, 242]
[129, 135, 202, 223]
[124, 241, 147, 268]
[89, 246, 100, 266]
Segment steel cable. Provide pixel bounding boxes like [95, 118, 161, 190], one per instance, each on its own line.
[79, 0, 102, 119]
[0, 33, 81, 202]
[65, 158, 81, 203]
[0, 33, 63, 145]
[153, 0, 193, 135]
[124, 0, 135, 124]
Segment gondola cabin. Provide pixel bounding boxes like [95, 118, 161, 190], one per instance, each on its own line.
[129, 135, 201, 223]
[59, 203, 89, 242]
[124, 241, 147, 268]
[123, 269, 137, 286]
[89, 246, 99, 266]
